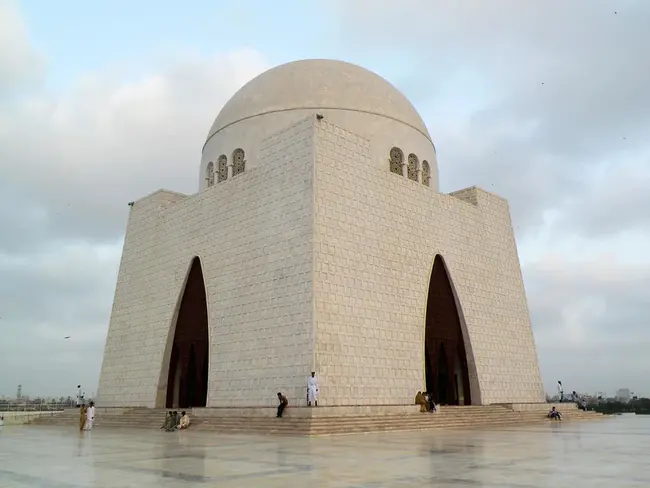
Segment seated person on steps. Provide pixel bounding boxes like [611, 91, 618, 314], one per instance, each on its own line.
[277, 392, 288, 418]
[178, 411, 191, 429]
[425, 392, 437, 412]
[548, 406, 562, 420]
[161, 411, 176, 431]
[415, 391, 427, 412]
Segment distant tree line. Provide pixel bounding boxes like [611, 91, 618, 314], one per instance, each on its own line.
[590, 398, 650, 415]
[0, 397, 76, 411]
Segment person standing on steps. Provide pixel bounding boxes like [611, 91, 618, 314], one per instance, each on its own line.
[557, 381, 564, 403]
[307, 372, 319, 407]
[276, 392, 288, 418]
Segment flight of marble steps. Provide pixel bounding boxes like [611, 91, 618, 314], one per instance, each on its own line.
[27, 404, 604, 435]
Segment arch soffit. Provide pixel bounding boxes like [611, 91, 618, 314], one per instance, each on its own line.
[426, 253, 482, 405]
[155, 255, 212, 406]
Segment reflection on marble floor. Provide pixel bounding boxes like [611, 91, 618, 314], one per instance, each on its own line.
[0, 416, 649, 487]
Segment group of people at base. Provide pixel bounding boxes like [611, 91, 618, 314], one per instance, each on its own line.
[276, 372, 319, 418]
[161, 411, 191, 431]
[78, 402, 96, 431]
[556, 380, 589, 413]
[414, 392, 437, 413]
[556, 381, 586, 409]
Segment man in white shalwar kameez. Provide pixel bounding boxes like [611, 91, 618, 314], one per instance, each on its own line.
[84, 402, 96, 430]
[307, 372, 319, 407]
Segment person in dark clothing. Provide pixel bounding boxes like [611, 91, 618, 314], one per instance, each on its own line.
[277, 392, 288, 418]
[425, 392, 436, 412]
[161, 411, 176, 431]
[548, 406, 562, 420]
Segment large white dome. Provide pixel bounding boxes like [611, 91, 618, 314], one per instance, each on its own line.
[205, 59, 431, 145]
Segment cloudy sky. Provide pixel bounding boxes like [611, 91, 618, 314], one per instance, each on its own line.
[1, 0, 648, 400]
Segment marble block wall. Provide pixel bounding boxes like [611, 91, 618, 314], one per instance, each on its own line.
[312, 119, 545, 406]
[97, 118, 315, 408]
[97, 115, 544, 409]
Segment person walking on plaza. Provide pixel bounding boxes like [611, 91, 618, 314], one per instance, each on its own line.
[307, 372, 319, 407]
[84, 401, 96, 430]
[79, 404, 87, 432]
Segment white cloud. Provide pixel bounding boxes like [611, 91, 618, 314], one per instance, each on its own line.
[525, 254, 650, 394]
[0, 47, 268, 250]
[331, 0, 650, 229]
[1, 0, 648, 399]
[0, 0, 43, 96]
[0, 3, 269, 397]
[329, 0, 650, 395]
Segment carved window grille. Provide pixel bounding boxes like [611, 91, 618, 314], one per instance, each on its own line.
[422, 160, 430, 187]
[407, 153, 418, 181]
[217, 155, 228, 182]
[205, 162, 215, 187]
[232, 148, 245, 176]
[389, 147, 404, 175]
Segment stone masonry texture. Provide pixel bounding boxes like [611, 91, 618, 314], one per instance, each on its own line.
[312, 119, 544, 406]
[98, 118, 315, 408]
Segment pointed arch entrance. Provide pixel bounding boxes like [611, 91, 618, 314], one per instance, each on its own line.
[424, 255, 472, 405]
[165, 257, 210, 408]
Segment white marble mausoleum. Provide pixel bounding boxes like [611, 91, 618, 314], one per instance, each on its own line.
[97, 59, 546, 409]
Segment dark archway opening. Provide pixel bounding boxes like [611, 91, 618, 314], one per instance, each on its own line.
[436, 344, 450, 404]
[424, 255, 471, 405]
[166, 257, 209, 408]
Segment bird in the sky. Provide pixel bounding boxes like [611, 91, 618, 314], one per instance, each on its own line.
[64, 336, 71, 339]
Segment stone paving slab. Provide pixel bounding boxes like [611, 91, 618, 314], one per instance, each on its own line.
[1, 415, 648, 487]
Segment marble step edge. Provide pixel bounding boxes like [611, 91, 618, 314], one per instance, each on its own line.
[31, 411, 568, 421]
[30, 417, 599, 429]
[29, 412, 600, 425]
[27, 410, 602, 423]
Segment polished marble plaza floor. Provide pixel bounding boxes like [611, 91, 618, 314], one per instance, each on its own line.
[1, 415, 649, 487]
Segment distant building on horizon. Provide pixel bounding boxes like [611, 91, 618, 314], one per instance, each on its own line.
[616, 388, 631, 403]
